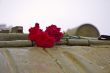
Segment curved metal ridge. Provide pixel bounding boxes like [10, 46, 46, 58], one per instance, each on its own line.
[0, 39, 109, 47]
[0, 33, 110, 47]
[0, 48, 18, 73]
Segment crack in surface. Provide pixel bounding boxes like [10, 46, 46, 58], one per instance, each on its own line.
[42, 49, 66, 73]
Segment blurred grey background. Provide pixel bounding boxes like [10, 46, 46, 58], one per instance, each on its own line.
[0, 0, 110, 34]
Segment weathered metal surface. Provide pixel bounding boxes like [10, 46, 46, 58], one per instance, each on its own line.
[0, 33, 28, 41]
[0, 45, 110, 73]
[0, 39, 110, 47]
[66, 24, 100, 37]
[0, 40, 32, 47]
[11, 26, 23, 33]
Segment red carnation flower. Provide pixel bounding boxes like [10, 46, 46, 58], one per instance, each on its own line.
[28, 23, 42, 41]
[45, 24, 64, 42]
[28, 23, 56, 48]
[35, 32, 55, 48]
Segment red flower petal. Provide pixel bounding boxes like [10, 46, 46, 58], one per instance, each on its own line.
[28, 23, 57, 48]
[45, 24, 64, 42]
[35, 32, 55, 48]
